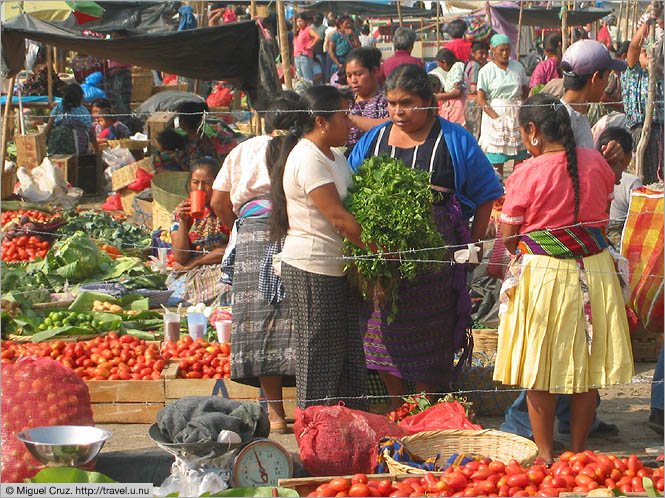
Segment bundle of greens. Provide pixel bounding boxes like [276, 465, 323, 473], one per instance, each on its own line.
[343, 155, 448, 320]
[59, 210, 151, 250]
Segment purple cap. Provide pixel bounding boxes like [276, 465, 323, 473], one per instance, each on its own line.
[561, 40, 628, 76]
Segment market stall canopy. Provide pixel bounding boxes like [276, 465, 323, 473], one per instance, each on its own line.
[492, 5, 611, 27]
[1, 15, 280, 109]
[56, 1, 179, 34]
[301, 1, 434, 17]
[2, 1, 104, 24]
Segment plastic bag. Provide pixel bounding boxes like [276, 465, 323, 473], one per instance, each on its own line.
[1, 358, 94, 482]
[397, 402, 483, 434]
[16, 157, 83, 208]
[155, 455, 230, 497]
[294, 405, 409, 476]
[102, 146, 136, 170]
[127, 167, 154, 192]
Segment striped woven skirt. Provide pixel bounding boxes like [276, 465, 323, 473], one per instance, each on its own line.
[229, 217, 296, 387]
[281, 262, 369, 411]
[361, 196, 473, 388]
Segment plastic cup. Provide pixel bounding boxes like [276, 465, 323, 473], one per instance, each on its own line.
[189, 190, 206, 219]
[163, 312, 181, 343]
[215, 320, 232, 344]
[187, 312, 206, 340]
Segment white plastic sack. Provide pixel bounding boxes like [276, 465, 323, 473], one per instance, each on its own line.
[17, 157, 82, 208]
[102, 146, 135, 170]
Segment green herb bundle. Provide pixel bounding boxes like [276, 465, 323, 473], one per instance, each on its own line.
[343, 155, 448, 320]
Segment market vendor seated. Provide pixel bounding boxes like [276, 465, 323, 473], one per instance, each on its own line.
[44, 83, 97, 155]
[91, 98, 131, 145]
[166, 158, 231, 305]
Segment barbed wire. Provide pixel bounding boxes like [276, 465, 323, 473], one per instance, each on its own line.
[13, 99, 665, 121]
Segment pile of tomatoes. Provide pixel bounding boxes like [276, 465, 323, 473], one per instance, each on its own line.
[307, 452, 664, 497]
[161, 335, 231, 379]
[1, 209, 57, 227]
[0, 332, 166, 381]
[1, 234, 50, 262]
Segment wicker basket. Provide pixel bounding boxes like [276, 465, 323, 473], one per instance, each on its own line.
[152, 202, 174, 231]
[2, 168, 18, 199]
[383, 429, 538, 475]
[107, 138, 150, 150]
[111, 157, 155, 191]
[151, 171, 189, 213]
[119, 188, 139, 216]
[472, 328, 498, 355]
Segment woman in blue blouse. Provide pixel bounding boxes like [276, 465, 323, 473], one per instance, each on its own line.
[349, 64, 503, 409]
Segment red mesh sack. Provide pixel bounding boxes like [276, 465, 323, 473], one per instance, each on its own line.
[293, 405, 409, 476]
[127, 167, 154, 192]
[1, 357, 94, 483]
[397, 402, 483, 434]
[101, 192, 122, 211]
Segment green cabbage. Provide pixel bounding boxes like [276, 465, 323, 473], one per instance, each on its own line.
[49, 231, 100, 282]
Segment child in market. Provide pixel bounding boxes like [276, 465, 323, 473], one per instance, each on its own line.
[434, 49, 466, 126]
[463, 41, 489, 137]
[153, 128, 187, 172]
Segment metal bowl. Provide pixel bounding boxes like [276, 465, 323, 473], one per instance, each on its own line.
[16, 426, 112, 467]
[149, 423, 241, 458]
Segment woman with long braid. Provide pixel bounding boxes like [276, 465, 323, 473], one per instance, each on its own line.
[493, 93, 634, 463]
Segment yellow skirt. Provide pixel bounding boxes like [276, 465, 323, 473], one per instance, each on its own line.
[493, 250, 634, 394]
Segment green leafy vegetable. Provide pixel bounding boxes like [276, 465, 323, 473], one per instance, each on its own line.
[69, 292, 119, 311]
[211, 487, 299, 497]
[60, 210, 151, 250]
[48, 231, 100, 282]
[29, 467, 116, 483]
[343, 155, 448, 321]
[30, 325, 94, 342]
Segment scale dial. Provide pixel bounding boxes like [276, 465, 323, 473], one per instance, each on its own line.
[232, 439, 293, 488]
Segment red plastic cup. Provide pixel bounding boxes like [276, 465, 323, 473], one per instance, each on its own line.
[189, 190, 206, 219]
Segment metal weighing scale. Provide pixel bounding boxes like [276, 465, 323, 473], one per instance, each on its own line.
[149, 423, 293, 488]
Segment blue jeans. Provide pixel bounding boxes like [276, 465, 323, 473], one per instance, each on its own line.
[652, 347, 664, 410]
[295, 54, 314, 83]
[501, 391, 600, 438]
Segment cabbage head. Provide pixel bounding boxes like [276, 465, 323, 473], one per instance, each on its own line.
[49, 231, 100, 282]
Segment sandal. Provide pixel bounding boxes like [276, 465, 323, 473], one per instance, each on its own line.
[270, 420, 288, 434]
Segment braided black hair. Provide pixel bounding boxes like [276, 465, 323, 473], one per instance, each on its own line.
[519, 93, 580, 222]
[268, 85, 348, 242]
[62, 83, 84, 112]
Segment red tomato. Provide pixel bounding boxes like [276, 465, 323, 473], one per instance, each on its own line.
[489, 461, 506, 474]
[505, 474, 529, 488]
[377, 480, 392, 496]
[348, 484, 369, 497]
[351, 474, 368, 485]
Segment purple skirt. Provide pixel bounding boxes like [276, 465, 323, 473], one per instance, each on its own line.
[361, 195, 473, 388]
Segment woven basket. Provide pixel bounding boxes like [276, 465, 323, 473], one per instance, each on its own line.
[472, 329, 498, 355]
[111, 157, 155, 191]
[383, 429, 538, 475]
[152, 202, 174, 231]
[2, 168, 18, 199]
[119, 188, 139, 216]
[107, 138, 150, 150]
[152, 171, 189, 213]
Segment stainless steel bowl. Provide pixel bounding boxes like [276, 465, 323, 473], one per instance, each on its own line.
[16, 426, 112, 467]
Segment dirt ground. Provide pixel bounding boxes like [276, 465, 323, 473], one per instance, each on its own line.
[99, 361, 663, 469]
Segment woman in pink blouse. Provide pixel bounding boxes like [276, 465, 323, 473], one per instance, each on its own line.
[493, 93, 633, 463]
[529, 32, 562, 89]
[294, 13, 322, 84]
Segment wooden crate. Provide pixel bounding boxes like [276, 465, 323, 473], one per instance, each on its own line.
[163, 363, 297, 419]
[85, 371, 166, 424]
[146, 112, 176, 150]
[48, 154, 78, 185]
[278, 474, 438, 496]
[631, 326, 664, 362]
[15, 132, 47, 169]
[2, 168, 18, 199]
[132, 73, 154, 102]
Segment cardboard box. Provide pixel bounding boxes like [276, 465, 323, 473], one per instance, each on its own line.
[15, 132, 47, 169]
[48, 154, 78, 185]
[146, 111, 176, 150]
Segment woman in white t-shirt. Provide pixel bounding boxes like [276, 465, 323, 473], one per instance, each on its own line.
[210, 93, 303, 434]
[270, 85, 375, 411]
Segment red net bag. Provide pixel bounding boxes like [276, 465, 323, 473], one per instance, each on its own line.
[1, 357, 94, 483]
[294, 405, 409, 476]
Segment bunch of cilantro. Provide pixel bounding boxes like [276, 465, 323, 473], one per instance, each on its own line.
[343, 155, 448, 320]
[60, 210, 151, 250]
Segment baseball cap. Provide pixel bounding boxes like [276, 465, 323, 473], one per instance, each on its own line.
[561, 40, 627, 76]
